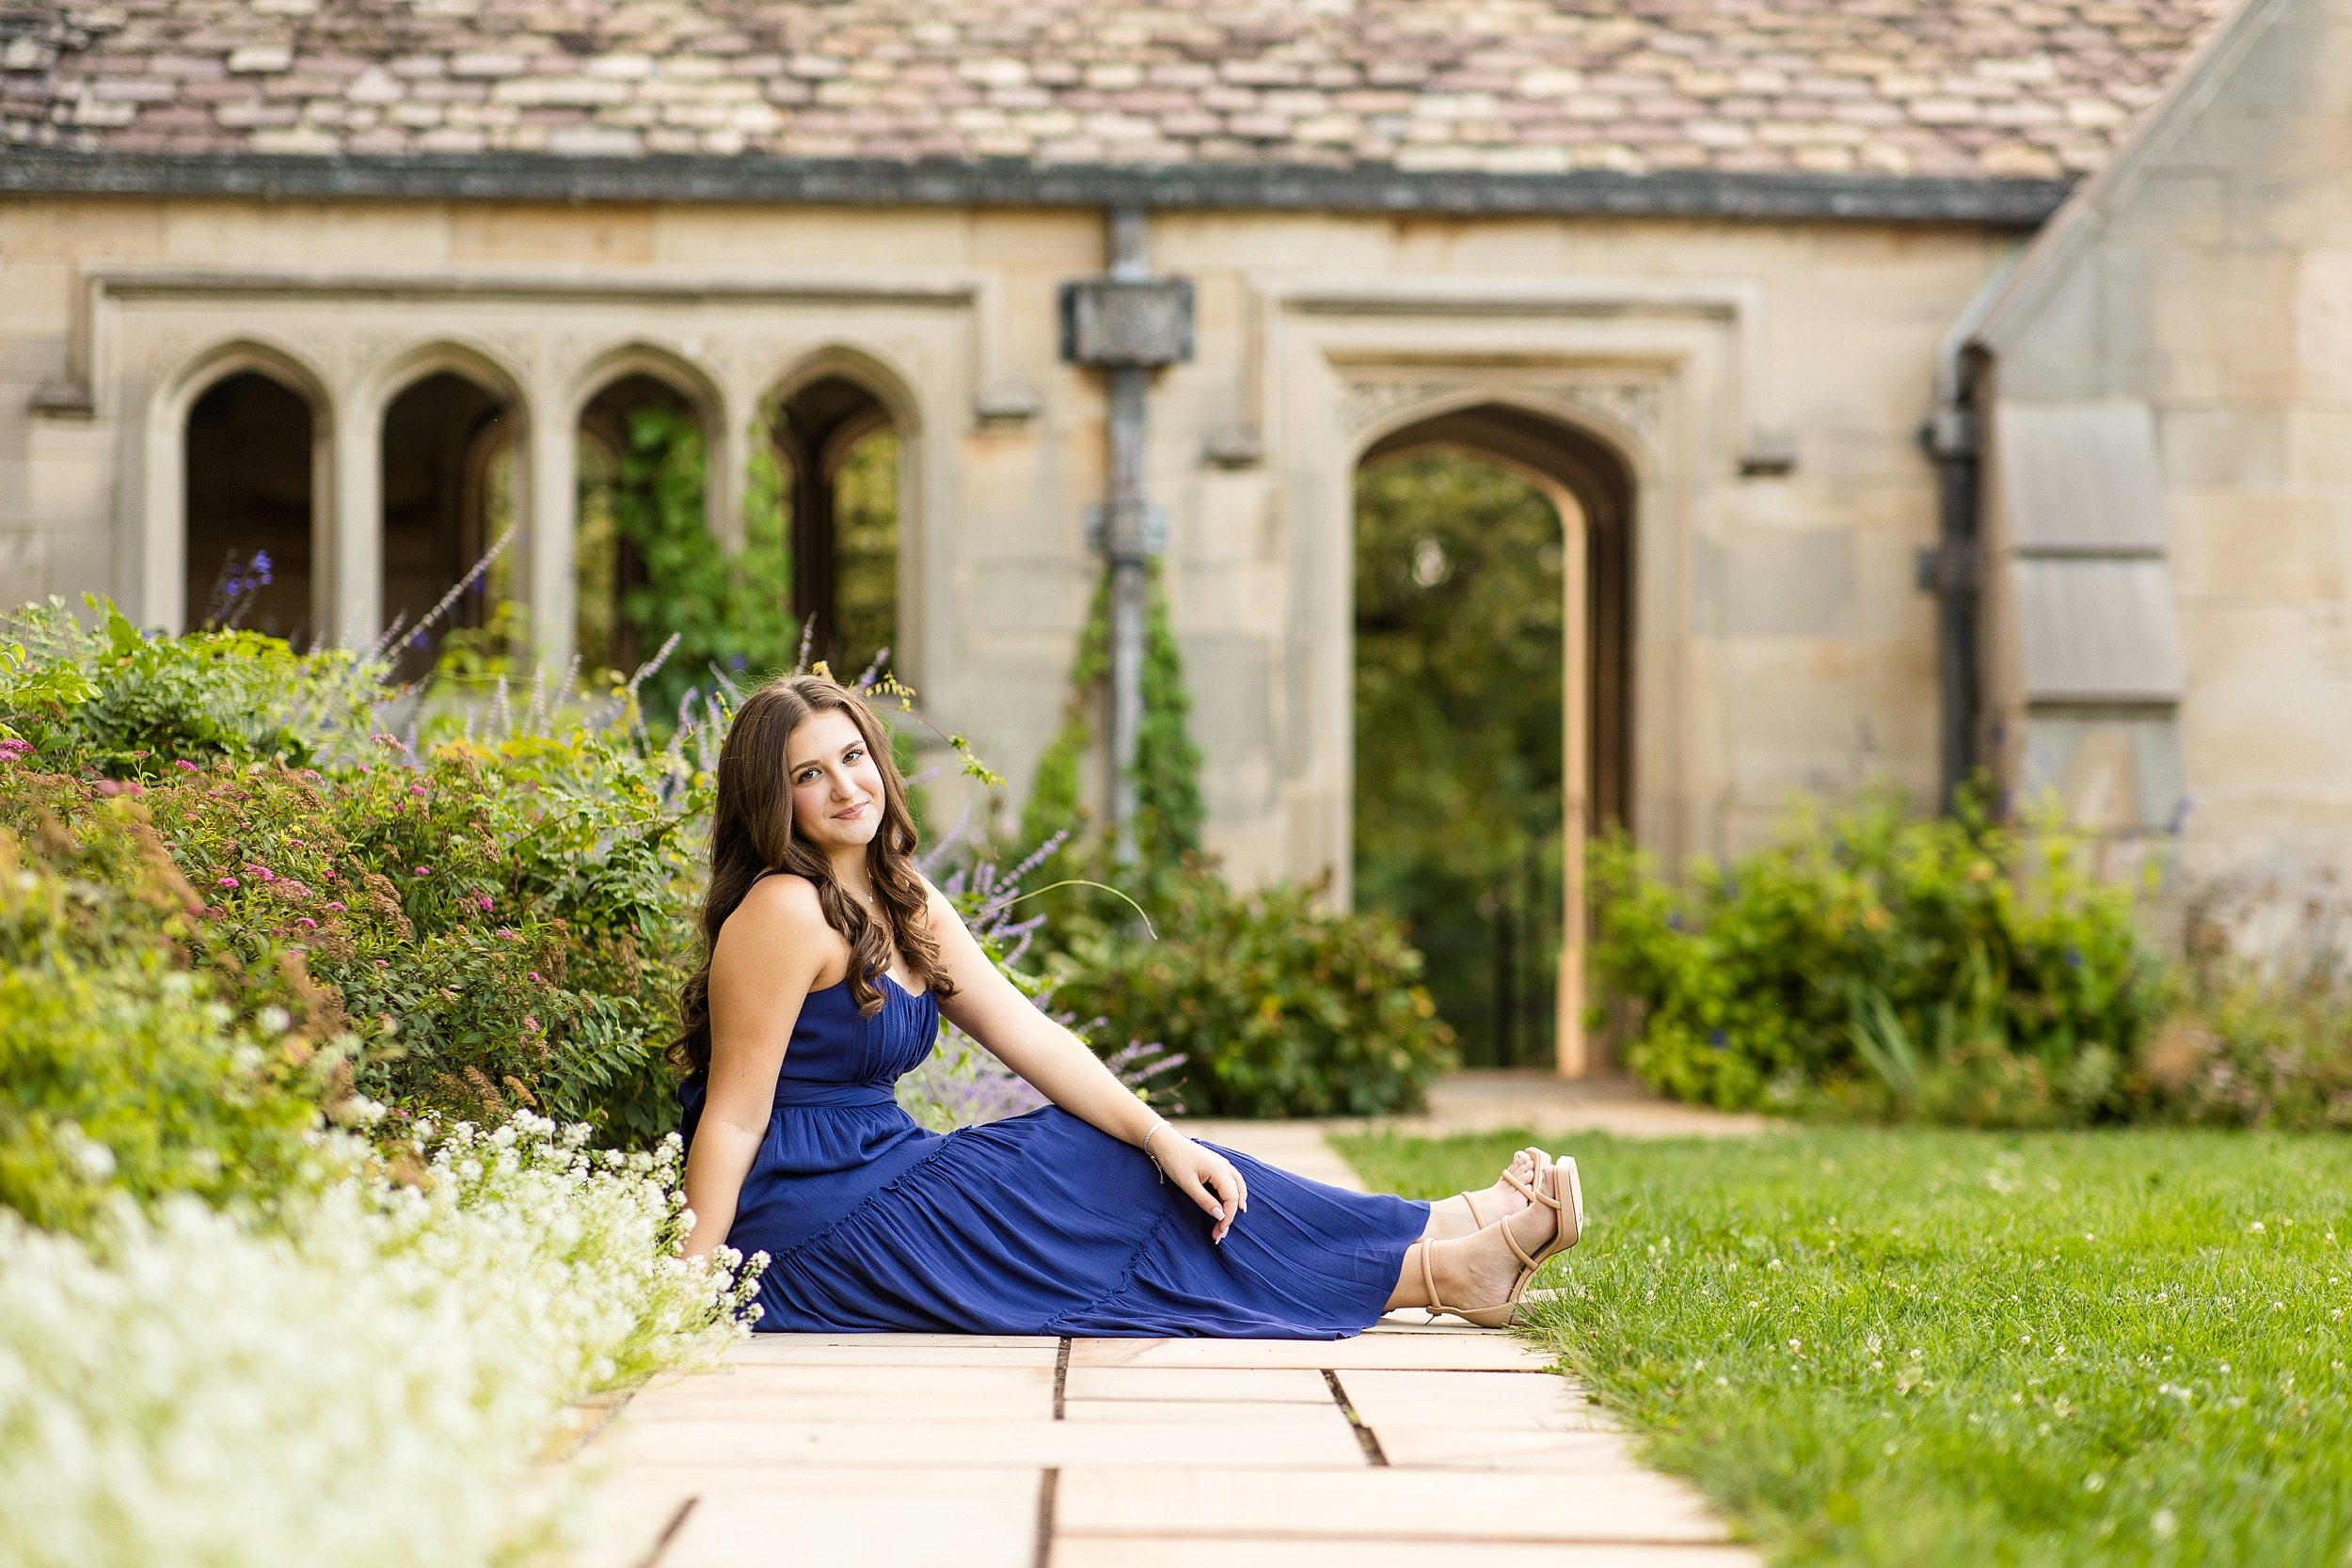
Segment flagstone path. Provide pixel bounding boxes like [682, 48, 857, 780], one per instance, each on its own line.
[572, 1100, 1759, 1568]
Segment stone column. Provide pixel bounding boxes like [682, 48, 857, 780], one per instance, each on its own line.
[526, 407, 576, 676]
[329, 396, 380, 650]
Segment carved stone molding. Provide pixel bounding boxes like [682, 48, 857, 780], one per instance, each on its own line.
[1338, 373, 1663, 446]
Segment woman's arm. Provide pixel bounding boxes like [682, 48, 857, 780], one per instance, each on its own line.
[678, 877, 835, 1259]
[928, 882, 1248, 1240]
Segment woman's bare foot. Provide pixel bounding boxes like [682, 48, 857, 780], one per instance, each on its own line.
[1422, 1147, 1549, 1242]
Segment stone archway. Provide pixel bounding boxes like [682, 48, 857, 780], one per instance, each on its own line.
[768, 371, 904, 679]
[183, 369, 318, 641]
[379, 368, 515, 677]
[574, 371, 705, 680]
[1352, 400, 1637, 1078]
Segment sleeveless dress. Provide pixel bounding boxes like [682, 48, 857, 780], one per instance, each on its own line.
[679, 972, 1429, 1338]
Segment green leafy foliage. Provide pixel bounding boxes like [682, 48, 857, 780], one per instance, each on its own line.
[830, 428, 900, 680]
[1020, 559, 1202, 883]
[1047, 864, 1455, 1117]
[601, 404, 799, 719]
[1353, 452, 1566, 1068]
[1, 598, 372, 771]
[1587, 791, 2169, 1123]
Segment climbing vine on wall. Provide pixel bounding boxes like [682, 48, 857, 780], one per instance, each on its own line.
[597, 404, 798, 721]
[1021, 560, 1203, 882]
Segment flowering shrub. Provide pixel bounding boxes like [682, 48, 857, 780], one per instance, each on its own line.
[2, 596, 711, 1144]
[0, 806, 360, 1236]
[1589, 791, 2169, 1122]
[0, 1114, 757, 1568]
[2134, 881, 2352, 1129]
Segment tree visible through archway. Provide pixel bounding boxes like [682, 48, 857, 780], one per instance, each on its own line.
[1354, 451, 1566, 1069]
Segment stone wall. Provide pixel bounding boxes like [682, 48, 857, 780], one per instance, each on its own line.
[1975, 0, 2352, 902]
[0, 194, 2007, 891]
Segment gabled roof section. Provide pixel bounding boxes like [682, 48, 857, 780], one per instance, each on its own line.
[0, 0, 2224, 201]
[1972, 0, 2281, 349]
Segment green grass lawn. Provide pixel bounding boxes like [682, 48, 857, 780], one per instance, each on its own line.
[1335, 1127, 2352, 1567]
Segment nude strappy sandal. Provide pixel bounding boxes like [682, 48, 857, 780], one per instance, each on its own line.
[1459, 1148, 1546, 1228]
[1421, 1154, 1583, 1328]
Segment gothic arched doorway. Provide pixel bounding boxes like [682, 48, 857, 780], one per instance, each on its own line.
[770, 373, 900, 680]
[183, 370, 317, 639]
[380, 369, 515, 679]
[575, 371, 705, 683]
[1352, 402, 1633, 1075]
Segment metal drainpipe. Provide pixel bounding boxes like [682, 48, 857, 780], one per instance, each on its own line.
[1916, 257, 2015, 813]
[1918, 358, 1981, 813]
[1103, 208, 1152, 865]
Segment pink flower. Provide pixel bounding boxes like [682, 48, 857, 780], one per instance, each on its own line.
[410, 784, 428, 797]
[174, 759, 199, 772]
[324, 901, 347, 913]
[476, 895, 495, 912]
[496, 927, 518, 941]
[522, 1015, 542, 1034]
[528, 971, 544, 985]
[294, 916, 318, 930]
[374, 958, 390, 968]
[243, 864, 275, 882]
[412, 866, 431, 878]
[216, 876, 239, 890]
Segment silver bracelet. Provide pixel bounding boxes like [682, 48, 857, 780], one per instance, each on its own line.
[1140, 1119, 1172, 1180]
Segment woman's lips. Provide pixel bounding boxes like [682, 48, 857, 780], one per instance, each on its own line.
[833, 802, 868, 821]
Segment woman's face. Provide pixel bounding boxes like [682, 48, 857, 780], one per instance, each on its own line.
[785, 708, 886, 853]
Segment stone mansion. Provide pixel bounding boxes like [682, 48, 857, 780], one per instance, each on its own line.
[5, 0, 2350, 1057]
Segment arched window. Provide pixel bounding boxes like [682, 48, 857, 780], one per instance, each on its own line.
[380, 371, 514, 678]
[771, 374, 899, 678]
[575, 372, 701, 681]
[183, 371, 315, 639]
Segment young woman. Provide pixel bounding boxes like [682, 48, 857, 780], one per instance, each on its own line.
[676, 674, 1581, 1337]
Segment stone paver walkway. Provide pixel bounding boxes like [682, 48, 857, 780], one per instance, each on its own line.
[572, 1109, 1759, 1568]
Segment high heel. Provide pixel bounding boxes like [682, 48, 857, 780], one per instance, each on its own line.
[1456, 1148, 1546, 1231]
[1420, 1154, 1582, 1328]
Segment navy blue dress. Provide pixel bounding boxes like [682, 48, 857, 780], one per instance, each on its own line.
[679, 973, 1429, 1337]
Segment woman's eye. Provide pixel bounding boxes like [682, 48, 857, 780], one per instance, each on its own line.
[846, 748, 865, 764]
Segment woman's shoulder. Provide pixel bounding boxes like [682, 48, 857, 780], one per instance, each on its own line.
[718, 872, 835, 953]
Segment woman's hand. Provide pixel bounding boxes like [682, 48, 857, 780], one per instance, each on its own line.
[1150, 1132, 1249, 1243]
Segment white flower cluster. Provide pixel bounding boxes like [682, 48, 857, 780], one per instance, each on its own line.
[0, 1114, 761, 1568]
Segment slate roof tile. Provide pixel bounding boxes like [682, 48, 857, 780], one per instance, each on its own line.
[0, 0, 2227, 179]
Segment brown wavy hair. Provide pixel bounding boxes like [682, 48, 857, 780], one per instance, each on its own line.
[673, 673, 954, 1075]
